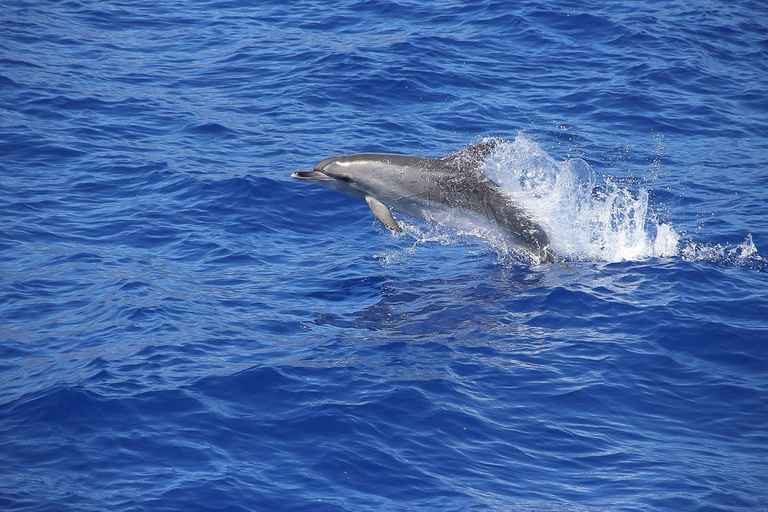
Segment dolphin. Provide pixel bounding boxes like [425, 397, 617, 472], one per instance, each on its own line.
[292, 142, 557, 263]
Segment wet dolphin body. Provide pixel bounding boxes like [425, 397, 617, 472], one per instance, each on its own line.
[292, 142, 557, 263]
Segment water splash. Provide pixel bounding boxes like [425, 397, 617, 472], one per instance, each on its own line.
[681, 233, 766, 270]
[373, 223, 456, 266]
[483, 134, 679, 263]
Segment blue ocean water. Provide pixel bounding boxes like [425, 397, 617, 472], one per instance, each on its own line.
[2, 0, 767, 510]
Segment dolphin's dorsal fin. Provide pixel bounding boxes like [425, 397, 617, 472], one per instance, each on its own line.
[365, 196, 402, 232]
[441, 141, 498, 169]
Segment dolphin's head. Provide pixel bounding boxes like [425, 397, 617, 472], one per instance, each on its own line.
[291, 156, 366, 198]
[292, 154, 415, 201]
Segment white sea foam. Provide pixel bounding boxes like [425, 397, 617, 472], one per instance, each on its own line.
[680, 233, 764, 268]
[483, 134, 679, 263]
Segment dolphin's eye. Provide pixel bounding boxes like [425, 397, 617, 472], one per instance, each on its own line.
[336, 175, 352, 182]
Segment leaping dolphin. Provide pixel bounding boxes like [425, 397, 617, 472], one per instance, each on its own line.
[292, 142, 557, 264]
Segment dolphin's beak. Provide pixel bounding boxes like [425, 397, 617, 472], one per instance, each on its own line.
[291, 170, 332, 181]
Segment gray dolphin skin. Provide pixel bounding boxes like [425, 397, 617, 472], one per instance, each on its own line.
[292, 142, 557, 264]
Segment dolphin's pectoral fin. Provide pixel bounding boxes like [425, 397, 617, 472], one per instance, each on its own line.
[365, 196, 402, 232]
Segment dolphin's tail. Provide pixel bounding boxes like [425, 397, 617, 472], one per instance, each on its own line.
[493, 197, 557, 264]
[540, 245, 558, 264]
[519, 224, 557, 264]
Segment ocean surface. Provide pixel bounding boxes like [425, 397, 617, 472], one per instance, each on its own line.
[2, 1, 767, 510]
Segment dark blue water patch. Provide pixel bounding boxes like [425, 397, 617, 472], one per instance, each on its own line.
[168, 175, 338, 238]
[0, 74, 22, 91]
[0, 131, 89, 168]
[1, 385, 225, 508]
[191, 367, 492, 505]
[528, 7, 627, 43]
[182, 122, 237, 137]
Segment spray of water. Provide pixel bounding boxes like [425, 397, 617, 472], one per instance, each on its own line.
[681, 233, 763, 268]
[483, 134, 679, 263]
